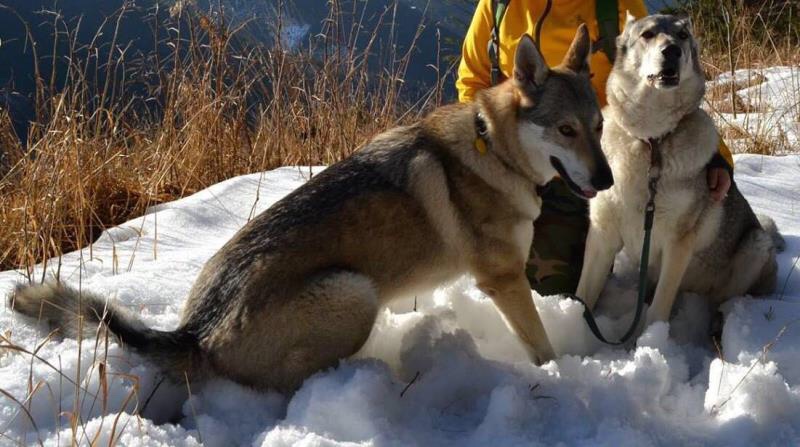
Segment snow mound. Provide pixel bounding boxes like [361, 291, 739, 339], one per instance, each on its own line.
[1, 156, 799, 446]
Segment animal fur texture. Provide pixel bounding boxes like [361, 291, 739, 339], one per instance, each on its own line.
[576, 14, 785, 328]
[10, 25, 613, 392]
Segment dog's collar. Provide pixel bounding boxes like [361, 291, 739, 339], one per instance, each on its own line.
[473, 109, 540, 185]
[639, 137, 664, 205]
[638, 133, 669, 174]
[474, 112, 490, 155]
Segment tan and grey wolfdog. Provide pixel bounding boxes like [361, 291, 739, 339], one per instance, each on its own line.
[10, 25, 613, 392]
[576, 15, 785, 328]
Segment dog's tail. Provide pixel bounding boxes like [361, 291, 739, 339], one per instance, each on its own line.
[8, 283, 202, 381]
[757, 214, 786, 253]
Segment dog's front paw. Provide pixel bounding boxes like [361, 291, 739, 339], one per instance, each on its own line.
[644, 305, 669, 329]
[527, 343, 556, 366]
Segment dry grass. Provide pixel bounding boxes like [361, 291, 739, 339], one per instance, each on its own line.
[0, 2, 444, 442]
[0, 1, 444, 273]
[682, 0, 800, 156]
[2, 2, 796, 274]
[0, 2, 797, 445]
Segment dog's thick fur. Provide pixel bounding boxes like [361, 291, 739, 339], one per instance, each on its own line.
[10, 26, 613, 392]
[576, 15, 785, 327]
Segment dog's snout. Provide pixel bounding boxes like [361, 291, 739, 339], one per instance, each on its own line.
[661, 44, 682, 61]
[591, 162, 614, 191]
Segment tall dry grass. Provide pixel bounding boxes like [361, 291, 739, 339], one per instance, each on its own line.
[0, 2, 797, 445]
[0, 1, 445, 274]
[680, 0, 800, 156]
[1, 1, 798, 274]
[0, 5, 450, 442]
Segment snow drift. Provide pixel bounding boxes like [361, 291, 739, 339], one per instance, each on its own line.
[1, 153, 798, 446]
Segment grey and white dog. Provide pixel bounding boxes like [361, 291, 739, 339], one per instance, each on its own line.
[576, 14, 785, 327]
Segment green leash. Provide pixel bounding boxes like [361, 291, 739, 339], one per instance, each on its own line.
[569, 138, 663, 346]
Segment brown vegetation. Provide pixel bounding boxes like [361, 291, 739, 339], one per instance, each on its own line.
[678, 0, 800, 156]
[0, 2, 444, 272]
[0, 1, 797, 272]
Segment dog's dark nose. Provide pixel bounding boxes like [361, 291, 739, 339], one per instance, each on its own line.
[661, 44, 682, 61]
[591, 163, 614, 191]
[661, 67, 677, 77]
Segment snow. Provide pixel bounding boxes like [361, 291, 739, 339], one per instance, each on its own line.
[1, 154, 797, 446]
[706, 66, 800, 155]
[0, 156, 798, 444]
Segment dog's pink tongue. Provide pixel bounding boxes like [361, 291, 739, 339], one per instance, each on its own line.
[583, 189, 597, 199]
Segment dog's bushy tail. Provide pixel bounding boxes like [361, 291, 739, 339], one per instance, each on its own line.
[8, 283, 202, 381]
[757, 214, 786, 253]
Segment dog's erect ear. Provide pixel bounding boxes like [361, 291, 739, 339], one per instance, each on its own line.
[562, 23, 591, 75]
[675, 15, 693, 34]
[618, 11, 637, 46]
[514, 34, 548, 89]
[624, 11, 637, 30]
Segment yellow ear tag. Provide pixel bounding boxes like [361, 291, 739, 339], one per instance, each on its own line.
[474, 138, 488, 155]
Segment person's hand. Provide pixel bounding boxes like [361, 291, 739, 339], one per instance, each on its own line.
[707, 167, 731, 202]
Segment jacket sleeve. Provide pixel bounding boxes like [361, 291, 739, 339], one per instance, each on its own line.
[456, 0, 494, 103]
[711, 138, 735, 172]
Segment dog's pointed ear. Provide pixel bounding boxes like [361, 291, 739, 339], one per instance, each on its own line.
[675, 15, 694, 34]
[619, 11, 637, 43]
[625, 11, 636, 30]
[514, 34, 548, 90]
[562, 23, 591, 75]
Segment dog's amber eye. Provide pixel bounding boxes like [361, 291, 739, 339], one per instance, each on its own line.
[559, 125, 577, 137]
[678, 30, 689, 40]
[641, 30, 655, 39]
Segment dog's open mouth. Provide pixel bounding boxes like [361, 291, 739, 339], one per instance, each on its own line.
[550, 157, 597, 199]
[648, 68, 680, 87]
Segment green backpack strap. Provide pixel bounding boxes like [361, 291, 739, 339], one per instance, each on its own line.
[488, 0, 510, 86]
[595, 0, 620, 63]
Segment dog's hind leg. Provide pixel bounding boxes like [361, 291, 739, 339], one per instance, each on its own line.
[646, 233, 696, 326]
[757, 214, 786, 253]
[278, 271, 380, 390]
[216, 271, 379, 392]
[724, 228, 777, 297]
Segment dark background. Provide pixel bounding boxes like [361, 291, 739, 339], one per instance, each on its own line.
[0, 0, 672, 142]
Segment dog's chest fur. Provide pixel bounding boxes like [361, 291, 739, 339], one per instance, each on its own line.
[595, 108, 723, 269]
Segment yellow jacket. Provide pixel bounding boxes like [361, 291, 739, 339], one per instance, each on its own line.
[456, 0, 734, 166]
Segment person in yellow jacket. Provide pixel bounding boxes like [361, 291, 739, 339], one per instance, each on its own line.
[457, 0, 734, 296]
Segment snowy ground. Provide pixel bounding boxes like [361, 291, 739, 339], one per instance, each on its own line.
[706, 66, 800, 155]
[0, 153, 798, 446]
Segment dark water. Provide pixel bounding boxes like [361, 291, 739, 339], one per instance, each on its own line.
[0, 0, 673, 143]
[0, 1, 470, 133]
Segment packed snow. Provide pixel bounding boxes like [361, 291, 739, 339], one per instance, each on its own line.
[1, 152, 798, 446]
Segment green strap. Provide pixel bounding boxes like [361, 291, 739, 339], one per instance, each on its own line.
[489, 0, 510, 86]
[595, 0, 620, 62]
[494, 0, 510, 27]
[572, 138, 662, 346]
[568, 189, 653, 346]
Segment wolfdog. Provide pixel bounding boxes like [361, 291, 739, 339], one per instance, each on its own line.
[10, 25, 612, 392]
[576, 15, 784, 328]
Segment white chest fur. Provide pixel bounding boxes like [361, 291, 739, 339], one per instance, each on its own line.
[594, 109, 722, 271]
